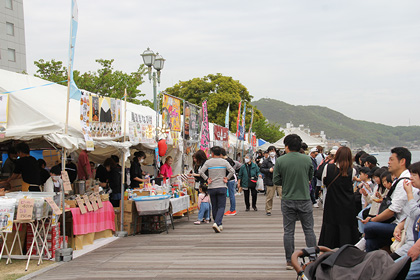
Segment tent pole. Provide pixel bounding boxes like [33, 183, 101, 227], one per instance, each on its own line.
[116, 89, 128, 237]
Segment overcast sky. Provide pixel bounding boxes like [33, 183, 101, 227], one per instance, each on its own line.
[23, 0, 420, 127]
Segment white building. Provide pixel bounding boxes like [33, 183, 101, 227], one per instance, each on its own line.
[0, 0, 26, 73]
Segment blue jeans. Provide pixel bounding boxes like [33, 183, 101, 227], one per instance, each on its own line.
[364, 221, 396, 252]
[281, 199, 317, 262]
[358, 205, 371, 233]
[227, 180, 236, 212]
[397, 254, 420, 279]
[198, 202, 210, 221]
[208, 188, 227, 226]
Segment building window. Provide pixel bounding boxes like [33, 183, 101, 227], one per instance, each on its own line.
[5, 0, 13, 10]
[6, 22, 14, 36]
[8, 48, 16, 62]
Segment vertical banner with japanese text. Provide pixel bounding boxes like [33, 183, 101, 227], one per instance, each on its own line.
[200, 100, 210, 154]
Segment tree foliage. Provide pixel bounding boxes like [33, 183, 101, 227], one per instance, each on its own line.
[163, 73, 264, 132]
[253, 119, 284, 143]
[34, 59, 149, 104]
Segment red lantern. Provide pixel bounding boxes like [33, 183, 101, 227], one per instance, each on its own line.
[158, 139, 167, 157]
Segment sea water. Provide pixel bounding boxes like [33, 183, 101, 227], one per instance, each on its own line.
[373, 150, 420, 167]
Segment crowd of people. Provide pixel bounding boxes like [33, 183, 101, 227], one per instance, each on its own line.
[4, 138, 420, 277]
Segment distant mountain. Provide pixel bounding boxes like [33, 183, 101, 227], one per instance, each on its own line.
[251, 98, 420, 149]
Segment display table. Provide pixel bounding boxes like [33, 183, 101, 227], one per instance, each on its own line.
[69, 201, 115, 250]
[170, 195, 190, 220]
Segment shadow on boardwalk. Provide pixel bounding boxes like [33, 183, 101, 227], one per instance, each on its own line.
[29, 194, 323, 280]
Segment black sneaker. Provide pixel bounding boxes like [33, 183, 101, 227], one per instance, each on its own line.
[266, 212, 271, 216]
[253, 207, 258, 211]
[245, 208, 250, 211]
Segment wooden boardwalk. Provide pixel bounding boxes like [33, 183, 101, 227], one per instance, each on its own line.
[30, 194, 323, 279]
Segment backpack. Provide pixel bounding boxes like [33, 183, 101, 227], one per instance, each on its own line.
[377, 176, 410, 219]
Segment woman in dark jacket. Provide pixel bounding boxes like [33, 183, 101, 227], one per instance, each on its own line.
[238, 154, 262, 211]
[130, 151, 148, 189]
[104, 158, 122, 207]
[192, 150, 207, 188]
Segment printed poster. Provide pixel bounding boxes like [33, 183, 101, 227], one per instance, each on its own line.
[162, 94, 181, 132]
[200, 100, 210, 154]
[80, 92, 94, 151]
[213, 124, 229, 149]
[0, 200, 14, 233]
[128, 112, 154, 143]
[184, 102, 201, 142]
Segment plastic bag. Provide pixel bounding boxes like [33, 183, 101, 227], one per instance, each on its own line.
[256, 177, 264, 191]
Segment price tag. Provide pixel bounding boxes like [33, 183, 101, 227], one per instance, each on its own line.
[89, 194, 98, 211]
[75, 195, 87, 214]
[61, 171, 70, 182]
[63, 181, 72, 192]
[82, 194, 93, 212]
[96, 193, 103, 208]
[45, 197, 62, 215]
[17, 198, 34, 220]
[94, 185, 99, 193]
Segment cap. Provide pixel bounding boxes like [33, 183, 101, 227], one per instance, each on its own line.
[310, 147, 318, 153]
[330, 149, 337, 155]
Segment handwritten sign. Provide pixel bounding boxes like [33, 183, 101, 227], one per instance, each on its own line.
[17, 198, 34, 220]
[45, 197, 62, 215]
[61, 171, 72, 191]
[75, 196, 87, 214]
[94, 185, 99, 193]
[89, 194, 98, 211]
[82, 194, 93, 212]
[96, 194, 103, 208]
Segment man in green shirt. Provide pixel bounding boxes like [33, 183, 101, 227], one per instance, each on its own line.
[273, 134, 317, 270]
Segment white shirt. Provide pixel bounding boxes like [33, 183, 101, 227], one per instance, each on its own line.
[43, 177, 62, 193]
[389, 169, 413, 224]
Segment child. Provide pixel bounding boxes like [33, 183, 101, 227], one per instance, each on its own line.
[194, 184, 211, 225]
[359, 167, 374, 208]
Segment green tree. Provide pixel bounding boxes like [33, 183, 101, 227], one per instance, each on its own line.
[34, 59, 150, 104]
[253, 119, 284, 143]
[163, 73, 264, 131]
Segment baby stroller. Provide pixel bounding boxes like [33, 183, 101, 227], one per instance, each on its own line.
[291, 245, 411, 280]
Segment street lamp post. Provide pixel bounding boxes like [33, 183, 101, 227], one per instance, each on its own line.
[141, 48, 165, 178]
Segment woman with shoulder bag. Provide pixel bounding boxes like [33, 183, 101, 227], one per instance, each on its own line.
[238, 154, 262, 211]
[318, 146, 359, 248]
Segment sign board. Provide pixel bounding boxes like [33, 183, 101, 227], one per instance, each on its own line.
[17, 198, 34, 220]
[45, 197, 62, 215]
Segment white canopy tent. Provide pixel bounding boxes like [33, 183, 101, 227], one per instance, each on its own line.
[273, 128, 324, 149]
[0, 69, 157, 163]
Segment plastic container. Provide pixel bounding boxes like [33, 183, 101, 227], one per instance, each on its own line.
[133, 195, 170, 215]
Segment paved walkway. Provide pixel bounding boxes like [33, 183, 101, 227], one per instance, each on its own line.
[29, 193, 323, 279]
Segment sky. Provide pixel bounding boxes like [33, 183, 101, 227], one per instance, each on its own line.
[23, 0, 420, 127]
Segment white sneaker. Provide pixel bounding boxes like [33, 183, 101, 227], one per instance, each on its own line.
[313, 203, 319, 208]
[355, 237, 366, 251]
[212, 223, 221, 233]
[219, 225, 223, 231]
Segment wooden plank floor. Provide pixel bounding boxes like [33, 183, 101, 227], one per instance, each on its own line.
[30, 193, 323, 280]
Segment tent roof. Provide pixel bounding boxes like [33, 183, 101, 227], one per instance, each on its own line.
[0, 70, 156, 159]
[273, 128, 324, 149]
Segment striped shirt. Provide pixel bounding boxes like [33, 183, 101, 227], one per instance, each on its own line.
[200, 157, 235, 189]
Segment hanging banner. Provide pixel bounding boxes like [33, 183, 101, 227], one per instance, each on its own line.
[248, 108, 254, 143]
[238, 125, 245, 141]
[214, 124, 229, 149]
[80, 92, 94, 150]
[128, 113, 154, 143]
[184, 102, 201, 142]
[225, 104, 230, 129]
[162, 94, 181, 132]
[252, 134, 257, 147]
[0, 93, 9, 138]
[80, 92, 123, 150]
[200, 100, 210, 154]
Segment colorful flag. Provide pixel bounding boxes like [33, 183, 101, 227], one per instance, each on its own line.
[248, 108, 254, 143]
[236, 101, 241, 136]
[225, 104, 230, 129]
[239, 103, 246, 140]
[68, 0, 81, 100]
